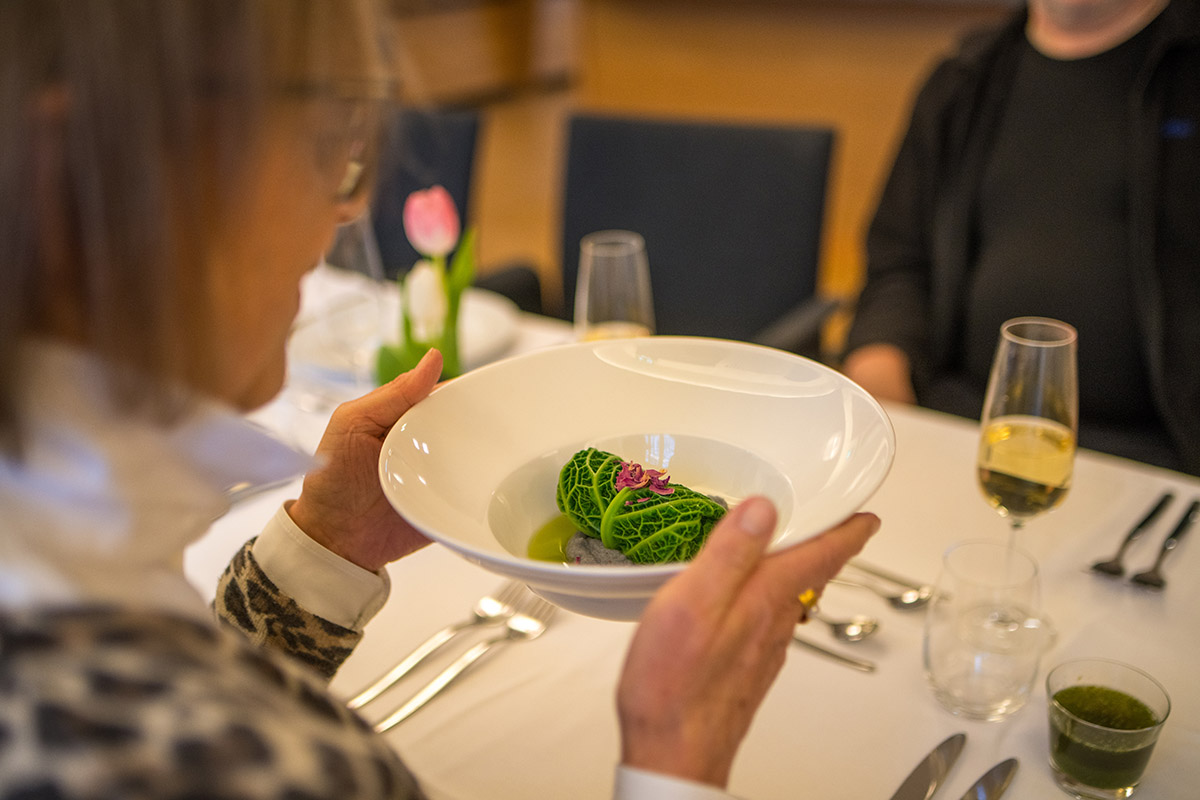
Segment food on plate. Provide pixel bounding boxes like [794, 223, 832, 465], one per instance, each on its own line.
[537, 447, 727, 565]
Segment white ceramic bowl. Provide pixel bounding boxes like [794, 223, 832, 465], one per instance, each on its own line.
[379, 337, 895, 620]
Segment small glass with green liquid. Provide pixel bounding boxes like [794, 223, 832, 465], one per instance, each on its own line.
[1046, 659, 1170, 799]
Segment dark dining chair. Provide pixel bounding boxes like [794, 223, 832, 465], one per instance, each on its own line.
[560, 112, 838, 357]
[370, 106, 542, 313]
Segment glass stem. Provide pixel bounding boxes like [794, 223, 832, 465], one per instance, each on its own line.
[1008, 517, 1024, 551]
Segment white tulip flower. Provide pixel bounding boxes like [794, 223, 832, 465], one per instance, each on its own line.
[403, 259, 447, 342]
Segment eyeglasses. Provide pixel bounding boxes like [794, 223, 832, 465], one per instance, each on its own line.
[278, 76, 397, 203]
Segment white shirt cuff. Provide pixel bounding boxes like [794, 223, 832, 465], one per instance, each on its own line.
[614, 766, 738, 800]
[252, 503, 390, 631]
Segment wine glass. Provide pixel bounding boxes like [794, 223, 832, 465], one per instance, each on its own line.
[573, 230, 656, 341]
[977, 317, 1078, 548]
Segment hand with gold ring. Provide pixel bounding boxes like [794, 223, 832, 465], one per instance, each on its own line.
[618, 498, 881, 788]
[798, 588, 819, 623]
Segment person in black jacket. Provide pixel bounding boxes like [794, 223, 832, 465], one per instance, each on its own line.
[843, 0, 1200, 476]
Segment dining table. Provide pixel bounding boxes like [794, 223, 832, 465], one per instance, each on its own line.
[186, 303, 1199, 800]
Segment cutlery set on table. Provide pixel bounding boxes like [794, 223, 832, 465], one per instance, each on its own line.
[790, 558, 936, 674]
[351, 558, 932, 722]
[1089, 492, 1199, 589]
[791, 489, 1198, 678]
[888, 733, 1017, 800]
[346, 581, 555, 733]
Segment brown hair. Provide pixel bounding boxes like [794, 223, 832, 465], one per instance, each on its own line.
[0, 0, 394, 451]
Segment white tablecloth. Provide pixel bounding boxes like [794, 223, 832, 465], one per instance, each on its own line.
[186, 315, 1199, 800]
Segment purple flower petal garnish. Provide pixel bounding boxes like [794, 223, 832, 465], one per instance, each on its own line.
[616, 459, 675, 495]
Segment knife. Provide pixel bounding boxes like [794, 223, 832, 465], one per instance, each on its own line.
[790, 632, 876, 673]
[958, 758, 1018, 800]
[847, 558, 928, 591]
[888, 732, 966, 800]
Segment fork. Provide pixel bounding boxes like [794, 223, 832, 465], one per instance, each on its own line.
[346, 581, 527, 710]
[1091, 492, 1174, 577]
[1129, 499, 1199, 590]
[373, 592, 557, 733]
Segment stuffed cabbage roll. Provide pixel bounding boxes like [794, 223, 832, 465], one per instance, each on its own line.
[555, 447, 726, 564]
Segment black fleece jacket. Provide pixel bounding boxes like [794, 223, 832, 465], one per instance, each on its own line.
[845, 0, 1200, 475]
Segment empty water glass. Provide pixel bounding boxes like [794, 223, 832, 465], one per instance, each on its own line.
[285, 213, 387, 428]
[923, 539, 1054, 720]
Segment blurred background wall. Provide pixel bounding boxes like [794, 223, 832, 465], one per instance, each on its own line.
[389, 0, 1015, 345]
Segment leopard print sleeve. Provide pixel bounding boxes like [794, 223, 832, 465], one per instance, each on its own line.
[0, 608, 428, 800]
[215, 540, 359, 680]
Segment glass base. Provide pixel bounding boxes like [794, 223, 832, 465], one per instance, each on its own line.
[1051, 762, 1139, 799]
[930, 684, 1029, 721]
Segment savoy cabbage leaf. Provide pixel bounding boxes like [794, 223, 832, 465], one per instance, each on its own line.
[555, 447, 726, 564]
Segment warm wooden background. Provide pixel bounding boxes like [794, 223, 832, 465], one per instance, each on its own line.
[390, 0, 1013, 340]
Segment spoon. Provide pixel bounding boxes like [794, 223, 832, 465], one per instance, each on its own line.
[1091, 492, 1173, 577]
[810, 607, 879, 643]
[1129, 499, 1199, 590]
[829, 576, 934, 610]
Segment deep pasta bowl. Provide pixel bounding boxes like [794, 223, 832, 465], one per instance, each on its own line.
[379, 337, 895, 620]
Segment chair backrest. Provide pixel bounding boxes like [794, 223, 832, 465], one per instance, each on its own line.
[371, 106, 480, 280]
[561, 113, 834, 340]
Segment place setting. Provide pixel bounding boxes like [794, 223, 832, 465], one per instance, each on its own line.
[901, 317, 1180, 800]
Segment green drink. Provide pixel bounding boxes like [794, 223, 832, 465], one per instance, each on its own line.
[1046, 660, 1170, 800]
[1050, 686, 1158, 789]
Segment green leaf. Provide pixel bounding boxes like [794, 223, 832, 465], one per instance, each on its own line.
[375, 341, 426, 385]
[602, 487, 724, 563]
[556, 448, 624, 536]
[447, 227, 477, 294]
[555, 447, 726, 564]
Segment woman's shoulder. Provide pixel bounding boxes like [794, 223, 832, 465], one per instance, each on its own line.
[0, 607, 425, 800]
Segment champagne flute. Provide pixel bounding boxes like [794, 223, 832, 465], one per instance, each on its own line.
[977, 317, 1078, 548]
[573, 230, 656, 341]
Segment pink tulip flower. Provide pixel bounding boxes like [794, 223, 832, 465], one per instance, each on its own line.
[402, 185, 461, 258]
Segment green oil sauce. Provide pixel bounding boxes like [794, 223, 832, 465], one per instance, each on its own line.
[1050, 685, 1160, 790]
[527, 514, 577, 562]
[1055, 685, 1157, 730]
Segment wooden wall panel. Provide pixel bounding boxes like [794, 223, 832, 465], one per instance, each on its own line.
[573, 1, 1013, 312]
[404, 1, 1016, 330]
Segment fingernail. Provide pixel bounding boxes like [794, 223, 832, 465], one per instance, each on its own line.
[737, 497, 774, 537]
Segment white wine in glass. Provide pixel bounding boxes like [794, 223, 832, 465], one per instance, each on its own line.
[574, 230, 655, 341]
[977, 317, 1078, 545]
